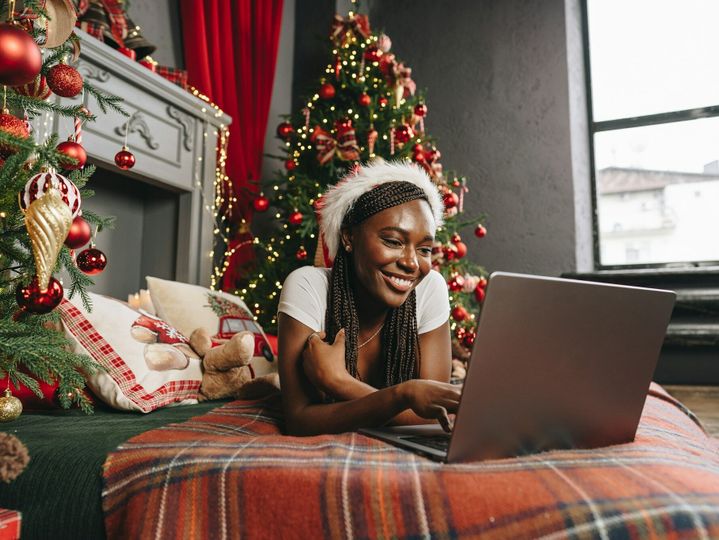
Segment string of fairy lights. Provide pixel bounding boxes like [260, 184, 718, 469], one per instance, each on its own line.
[186, 86, 244, 292]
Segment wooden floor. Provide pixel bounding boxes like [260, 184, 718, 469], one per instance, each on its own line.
[665, 385, 719, 437]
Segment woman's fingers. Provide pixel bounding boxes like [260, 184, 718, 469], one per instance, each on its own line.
[435, 406, 452, 433]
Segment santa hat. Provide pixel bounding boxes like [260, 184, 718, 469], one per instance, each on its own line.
[319, 161, 444, 261]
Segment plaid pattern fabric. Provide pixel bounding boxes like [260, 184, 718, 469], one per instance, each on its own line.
[102, 384, 719, 539]
[77, 20, 105, 41]
[155, 66, 188, 90]
[58, 300, 200, 412]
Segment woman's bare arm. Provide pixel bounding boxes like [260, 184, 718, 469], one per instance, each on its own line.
[305, 321, 453, 425]
[278, 313, 459, 436]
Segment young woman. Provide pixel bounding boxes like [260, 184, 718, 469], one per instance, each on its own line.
[277, 161, 461, 436]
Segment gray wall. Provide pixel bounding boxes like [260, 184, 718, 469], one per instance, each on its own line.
[262, 0, 297, 180]
[127, 0, 183, 67]
[364, 0, 592, 276]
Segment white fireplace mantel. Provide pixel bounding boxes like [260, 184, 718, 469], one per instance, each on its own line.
[33, 29, 232, 289]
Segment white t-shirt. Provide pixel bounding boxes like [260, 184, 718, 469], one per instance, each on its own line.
[278, 266, 450, 334]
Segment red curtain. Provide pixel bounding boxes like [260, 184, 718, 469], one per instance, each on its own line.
[180, 0, 284, 289]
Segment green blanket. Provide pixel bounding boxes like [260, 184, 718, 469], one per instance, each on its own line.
[0, 401, 226, 540]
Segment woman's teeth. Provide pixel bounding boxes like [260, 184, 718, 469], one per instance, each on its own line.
[389, 275, 412, 287]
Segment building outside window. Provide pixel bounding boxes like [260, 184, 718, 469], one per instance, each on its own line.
[584, 0, 719, 267]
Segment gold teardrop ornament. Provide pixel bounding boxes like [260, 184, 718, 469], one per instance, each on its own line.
[24, 188, 72, 290]
[0, 388, 22, 422]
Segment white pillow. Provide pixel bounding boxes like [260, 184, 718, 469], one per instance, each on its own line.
[146, 276, 276, 378]
[58, 292, 202, 412]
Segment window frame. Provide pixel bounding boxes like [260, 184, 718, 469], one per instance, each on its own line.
[581, 0, 719, 270]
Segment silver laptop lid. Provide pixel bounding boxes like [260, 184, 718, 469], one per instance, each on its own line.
[447, 272, 676, 462]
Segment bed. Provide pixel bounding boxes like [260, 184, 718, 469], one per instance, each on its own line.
[3, 383, 718, 539]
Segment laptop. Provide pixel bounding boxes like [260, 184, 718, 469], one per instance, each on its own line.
[359, 271, 676, 463]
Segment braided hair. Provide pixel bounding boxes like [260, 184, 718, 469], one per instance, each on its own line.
[324, 181, 431, 388]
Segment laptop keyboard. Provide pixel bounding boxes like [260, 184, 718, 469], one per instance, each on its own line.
[402, 435, 450, 452]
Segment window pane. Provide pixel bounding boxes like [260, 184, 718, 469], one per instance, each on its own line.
[587, 0, 719, 121]
[595, 118, 719, 265]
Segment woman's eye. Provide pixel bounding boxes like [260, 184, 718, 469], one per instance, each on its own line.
[382, 238, 402, 247]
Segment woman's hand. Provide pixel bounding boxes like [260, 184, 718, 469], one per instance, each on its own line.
[302, 329, 350, 395]
[399, 379, 461, 432]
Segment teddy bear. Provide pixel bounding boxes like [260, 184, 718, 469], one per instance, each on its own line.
[130, 312, 279, 401]
[189, 328, 280, 401]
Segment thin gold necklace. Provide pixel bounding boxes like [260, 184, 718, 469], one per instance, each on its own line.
[358, 322, 384, 349]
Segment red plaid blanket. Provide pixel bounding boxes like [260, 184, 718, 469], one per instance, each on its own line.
[103, 384, 719, 539]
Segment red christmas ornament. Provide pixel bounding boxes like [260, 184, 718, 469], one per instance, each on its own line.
[0, 23, 42, 86]
[414, 103, 428, 117]
[64, 216, 92, 249]
[451, 233, 462, 244]
[16, 277, 64, 314]
[442, 246, 457, 262]
[358, 93, 371, 107]
[454, 241, 467, 259]
[394, 124, 414, 144]
[20, 170, 82, 218]
[76, 246, 107, 275]
[319, 82, 336, 100]
[56, 140, 87, 170]
[378, 96, 389, 107]
[412, 149, 425, 163]
[474, 286, 486, 303]
[0, 111, 29, 157]
[462, 330, 476, 349]
[114, 146, 135, 170]
[443, 191, 459, 209]
[455, 326, 466, 340]
[13, 74, 52, 100]
[475, 224, 487, 238]
[253, 195, 270, 212]
[477, 276, 488, 289]
[364, 46, 381, 62]
[284, 159, 297, 171]
[451, 306, 468, 321]
[296, 247, 308, 261]
[289, 210, 303, 226]
[276, 122, 294, 139]
[46, 63, 84, 98]
[448, 274, 465, 292]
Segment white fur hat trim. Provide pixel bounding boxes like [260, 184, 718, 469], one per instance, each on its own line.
[319, 161, 444, 259]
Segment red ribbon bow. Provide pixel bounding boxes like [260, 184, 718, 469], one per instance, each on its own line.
[330, 13, 371, 45]
[379, 53, 416, 104]
[310, 123, 360, 165]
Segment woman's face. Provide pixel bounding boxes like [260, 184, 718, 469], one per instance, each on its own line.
[343, 198, 436, 309]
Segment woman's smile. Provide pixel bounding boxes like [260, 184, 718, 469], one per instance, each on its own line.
[381, 271, 416, 293]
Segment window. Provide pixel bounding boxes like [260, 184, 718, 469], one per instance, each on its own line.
[584, 0, 719, 267]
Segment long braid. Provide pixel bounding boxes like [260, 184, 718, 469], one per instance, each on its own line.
[325, 250, 360, 378]
[325, 181, 427, 388]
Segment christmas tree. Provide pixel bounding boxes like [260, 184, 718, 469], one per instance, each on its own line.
[0, 0, 124, 413]
[236, 9, 489, 372]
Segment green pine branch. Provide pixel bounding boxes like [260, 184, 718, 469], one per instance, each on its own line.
[5, 93, 95, 121]
[83, 83, 128, 116]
